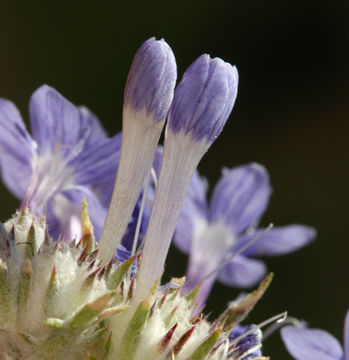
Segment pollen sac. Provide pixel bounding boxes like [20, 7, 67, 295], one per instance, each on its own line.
[124, 37, 177, 122]
[167, 54, 238, 143]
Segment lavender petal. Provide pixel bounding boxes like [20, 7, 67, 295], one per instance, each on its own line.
[78, 106, 108, 144]
[71, 133, 121, 185]
[240, 225, 316, 257]
[46, 192, 83, 241]
[210, 163, 271, 235]
[120, 193, 150, 252]
[345, 310, 349, 360]
[29, 85, 85, 156]
[281, 325, 344, 360]
[217, 254, 267, 288]
[0, 99, 35, 198]
[167, 54, 238, 143]
[174, 170, 209, 253]
[61, 187, 108, 240]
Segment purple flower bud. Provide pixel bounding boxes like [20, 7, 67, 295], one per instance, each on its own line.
[124, 37, 177, 123]
[167, 54, 238, 143]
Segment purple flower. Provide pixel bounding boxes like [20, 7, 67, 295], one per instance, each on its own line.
[0, 85, 121, 240]
[281, 311, 349, 360]
[174, 163, 316, 305]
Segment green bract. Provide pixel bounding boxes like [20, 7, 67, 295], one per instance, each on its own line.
[0, 207, 270, 360]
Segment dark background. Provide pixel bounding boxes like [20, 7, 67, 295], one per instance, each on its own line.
[0, 1, 348, 358]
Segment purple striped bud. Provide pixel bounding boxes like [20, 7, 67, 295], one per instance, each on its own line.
[167, 54, 238, 142]
[135, 55, 238, 300]
[124, 37, 177, 123]
[98, 38, 176, 265]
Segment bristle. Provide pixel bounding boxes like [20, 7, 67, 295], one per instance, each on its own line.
[127, 277, 135, 301]
[169, 324, 196, 357]
[18, 259, 32, 318]
[78, 242, 90, 266]
[149, 298, 158, 317]
[103, 331, 112, 359]
[165, 305, 178, 327]
[158, 288, 168, 308]
[185, 327, 222, 360]
[98, 267, 106, 280]
[88, 260, 96, 271]
[159, 323, 178, 352]
[120, 281, 124, 298]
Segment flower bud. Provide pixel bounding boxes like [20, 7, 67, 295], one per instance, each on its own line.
[167, 54, 238, 143]
[124, 37, 177, 123]
[98, 38, 177, 265]
[136, 55, 238, 300]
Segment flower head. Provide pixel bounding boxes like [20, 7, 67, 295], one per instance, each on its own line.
[0, 85, 121, 240]
[0, 36, 310, 360]
[0, 206, 271, 360]
[174, 163, 316, 306]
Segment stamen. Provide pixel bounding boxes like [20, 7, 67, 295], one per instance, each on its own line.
[230, 311, 287, 347]
[131, 172, 151, 259]
[262, 316, 301, 340]
[200, 223, 274, 285]
[129, 165, 156, 257]
[127, 171, 151, 280]
[151, 167, 158, 187]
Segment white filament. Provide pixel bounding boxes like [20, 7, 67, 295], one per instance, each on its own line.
[263, 316, 301, 339]
[201, 223, 274, 284]
[230, 311, 288, 347]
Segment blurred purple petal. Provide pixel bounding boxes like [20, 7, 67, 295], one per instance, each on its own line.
[71, 133, 121, 185]
[29, 85, 84, 156]
[115, 244, 138, 275]
[240, 225, 316, 257]
[210, 163, 271, 234]
[120, 193, 150, 251]
[0, 99, 35, 198]
[61, 187, 107, 240]
[174, 170, 209, 253]
[46, 192, 82, 241]
[217, 254, 267, 288]
[78, 106, 107, 143]
[281, 325, 344, 360]
[183, 220, 233, 307]
[345, 310, 349, 360]
[152, 145, 163, 178]
[115, 244, 132, 263]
